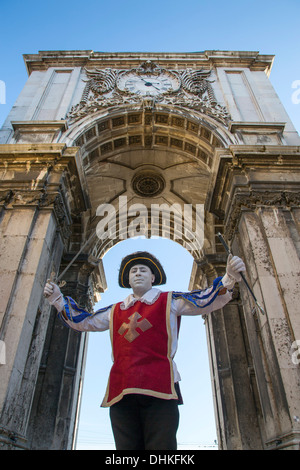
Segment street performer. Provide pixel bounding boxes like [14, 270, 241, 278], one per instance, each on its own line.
[44, 251, 245, 450]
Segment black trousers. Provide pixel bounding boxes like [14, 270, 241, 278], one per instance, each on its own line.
[109, 394, 180, 450]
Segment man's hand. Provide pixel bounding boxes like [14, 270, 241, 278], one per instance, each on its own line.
[44, 282, 64, 311]
[226, 254, 246, 282]
[222, 254, 246, 290]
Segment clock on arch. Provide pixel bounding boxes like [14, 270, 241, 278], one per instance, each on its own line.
[117, 69, 181, 97]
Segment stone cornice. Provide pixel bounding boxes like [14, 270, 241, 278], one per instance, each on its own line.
[11, 121, 67, 131]
[0, 142, 68, 157]
[0, 143, 87, 216]
[23, 50, 274, 75]
[229, 121, 286, 133]
[228, 144, 300, 157]
[10, 121, 68, 145]
[208, 145, 300, 240]
[224, 189, 300, 241]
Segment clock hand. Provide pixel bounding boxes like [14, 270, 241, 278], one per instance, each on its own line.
[139, 77, 160, 90]
[140, 77, 151, 83]
[150, 84, 160, 91]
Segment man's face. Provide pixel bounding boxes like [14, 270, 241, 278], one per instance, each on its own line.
[128, 264, 155, 296]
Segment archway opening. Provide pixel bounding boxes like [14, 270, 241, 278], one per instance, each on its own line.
[75, 236, 218, 450]
[66, 105, 229, 450]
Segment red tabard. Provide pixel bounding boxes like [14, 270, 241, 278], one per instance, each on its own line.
[101, 291, 178, 407]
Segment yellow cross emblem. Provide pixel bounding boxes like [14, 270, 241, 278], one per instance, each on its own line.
[118, 312, 152, 343]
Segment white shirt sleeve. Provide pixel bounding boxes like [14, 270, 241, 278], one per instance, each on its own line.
[171, 278, 232, 317]
[172, 290, 232, 316]
[59, 297, 111, 332]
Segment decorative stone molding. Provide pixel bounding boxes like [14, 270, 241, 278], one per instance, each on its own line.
[24, 51, 274, 76]
[81, 68, 118, 99]
[229, 122, 286, 146]
[229, 122, 286, 133]
[0, 189, 14, 205]
[131, 170, 165, 197]
[11, 121, 67, 144]
[72, 110, 225, 174]
[0, 143, 87, 242]
[0, 185, 75, 243]
[209, 146, 300, 241]
[225, 190, 300, 241]
[66, 62, 230, 125]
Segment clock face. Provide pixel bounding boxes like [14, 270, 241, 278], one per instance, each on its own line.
[118, 72, 180, 96]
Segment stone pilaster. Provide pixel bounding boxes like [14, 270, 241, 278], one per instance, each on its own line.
[0, 144, 89, 449]
[26, 255, 104, 450]
[209, 145, 300, 449]
[190, 255, 263, 449]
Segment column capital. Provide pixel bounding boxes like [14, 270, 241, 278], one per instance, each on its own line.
[209, 146, 300, 241]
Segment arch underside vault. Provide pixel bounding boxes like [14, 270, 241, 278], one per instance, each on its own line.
[62, 105, 234, 260]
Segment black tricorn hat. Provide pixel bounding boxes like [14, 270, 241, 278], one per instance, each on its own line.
[118, 251, 167, 288]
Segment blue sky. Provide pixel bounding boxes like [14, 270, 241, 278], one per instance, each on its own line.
[1, 0, 300, 131]
[0, 0, 299, 450]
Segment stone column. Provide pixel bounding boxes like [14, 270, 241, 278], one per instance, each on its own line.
[191, 254, 263, 449]
[26, 255, 101, 450]
[233, 205, 300, 449]
[0, 144, 89, 449]
[209, 146, 300, 450]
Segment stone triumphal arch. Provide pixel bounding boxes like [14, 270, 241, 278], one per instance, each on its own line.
[0, 50, 300, 450]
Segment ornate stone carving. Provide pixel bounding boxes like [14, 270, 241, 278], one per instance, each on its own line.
[0, 187, 72, 242]
[157, 89, 230, 124]
[142, 96, 156, 111]
[0, 189, 14, 205]
[81, 68, 118, 103]
[155, 68, 229, 123]
[136, 60, 162, 75]
[131, 170, 165, 197]
[66, 63, 230, 125]
[181, 69, 216, 101]
[52, 191, 72, 241]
